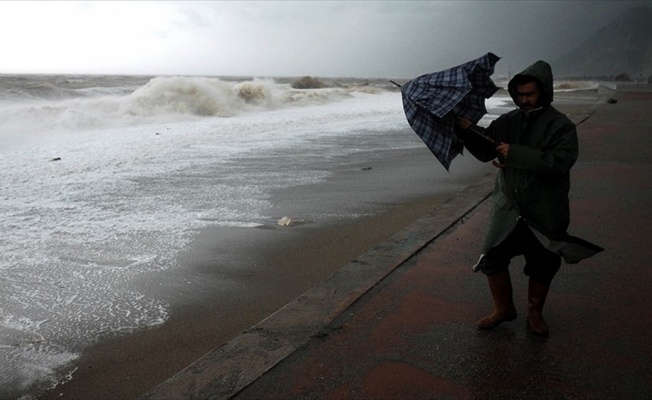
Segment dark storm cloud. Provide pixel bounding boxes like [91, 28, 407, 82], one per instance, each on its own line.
[375, 0, 648, 78]
[189, 0, 648, 78]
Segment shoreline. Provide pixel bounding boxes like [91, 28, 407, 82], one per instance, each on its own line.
[37, 90, 603, 400]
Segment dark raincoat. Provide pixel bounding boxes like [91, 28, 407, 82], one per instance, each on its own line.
[461, 60, 578, 255]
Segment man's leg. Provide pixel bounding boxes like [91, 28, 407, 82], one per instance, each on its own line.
[476, 225, 523, 330]
[523, 229, 562, 337]
[477, 270, 518, 329]
[527, 278, 551, 337]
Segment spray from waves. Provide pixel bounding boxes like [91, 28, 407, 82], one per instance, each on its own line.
[126, 77, 249, 118]
[124, 76, 283, 117]
[0, 76, 379, 144]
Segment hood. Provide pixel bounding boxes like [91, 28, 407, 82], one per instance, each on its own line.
[508, 60, 554, 108]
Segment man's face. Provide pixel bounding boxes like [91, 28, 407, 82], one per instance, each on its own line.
[515, 81, 541, 112]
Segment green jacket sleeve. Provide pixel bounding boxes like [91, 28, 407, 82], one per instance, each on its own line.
[506, 123, 578, 174]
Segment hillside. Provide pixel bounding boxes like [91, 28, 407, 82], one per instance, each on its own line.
[553, 6, 652, 79]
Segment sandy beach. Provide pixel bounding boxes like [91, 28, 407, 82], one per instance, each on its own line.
[35, 89, 601, 400]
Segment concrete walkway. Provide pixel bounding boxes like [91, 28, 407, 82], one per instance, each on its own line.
[142, 90, 652, 399]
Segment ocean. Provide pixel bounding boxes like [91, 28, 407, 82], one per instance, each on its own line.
[0, 74, 511, 397]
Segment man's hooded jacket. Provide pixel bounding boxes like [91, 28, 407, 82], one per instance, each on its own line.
[461, 60, 578, 254]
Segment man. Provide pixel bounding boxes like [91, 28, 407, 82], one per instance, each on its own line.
[457, 60, 578, 337]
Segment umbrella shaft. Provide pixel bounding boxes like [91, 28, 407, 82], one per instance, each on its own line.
[468, 126, 495, 144]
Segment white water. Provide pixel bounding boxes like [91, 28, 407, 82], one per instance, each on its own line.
[0, 75, 508, 396]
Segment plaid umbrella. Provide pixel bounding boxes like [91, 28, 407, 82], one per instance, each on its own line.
[401, 52, 500, 170]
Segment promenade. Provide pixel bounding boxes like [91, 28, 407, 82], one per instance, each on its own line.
[142, 89, 652, 399]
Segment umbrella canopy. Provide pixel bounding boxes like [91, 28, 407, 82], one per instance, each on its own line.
[401, 52, 500, 170]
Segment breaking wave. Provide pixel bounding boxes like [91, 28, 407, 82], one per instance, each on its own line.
[0, 76, 380, 139]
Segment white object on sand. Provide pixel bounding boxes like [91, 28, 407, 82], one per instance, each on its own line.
[277, 216, 293, 226]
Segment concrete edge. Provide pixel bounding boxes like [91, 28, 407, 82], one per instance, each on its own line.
[139, 173, 495, 400]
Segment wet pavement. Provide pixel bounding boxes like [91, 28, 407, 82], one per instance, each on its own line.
[142, 89, 652, 399]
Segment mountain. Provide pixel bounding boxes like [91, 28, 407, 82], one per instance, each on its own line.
[553, 6, 652, 79]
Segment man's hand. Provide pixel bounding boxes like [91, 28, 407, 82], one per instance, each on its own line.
[496, 142, 509, 158]
[457, 117, 473, 130]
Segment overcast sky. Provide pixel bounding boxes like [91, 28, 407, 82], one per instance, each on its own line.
[0, 1, 647, 78]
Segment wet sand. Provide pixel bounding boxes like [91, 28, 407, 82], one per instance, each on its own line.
[37, 90, 601, 400]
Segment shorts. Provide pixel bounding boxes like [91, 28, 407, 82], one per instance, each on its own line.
[477, 221, 562, 283]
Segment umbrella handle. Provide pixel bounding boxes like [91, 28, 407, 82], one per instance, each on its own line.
[467, 126, 495, 144]
[454, 115, 494, 144]
[389, 80, 402, 88]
